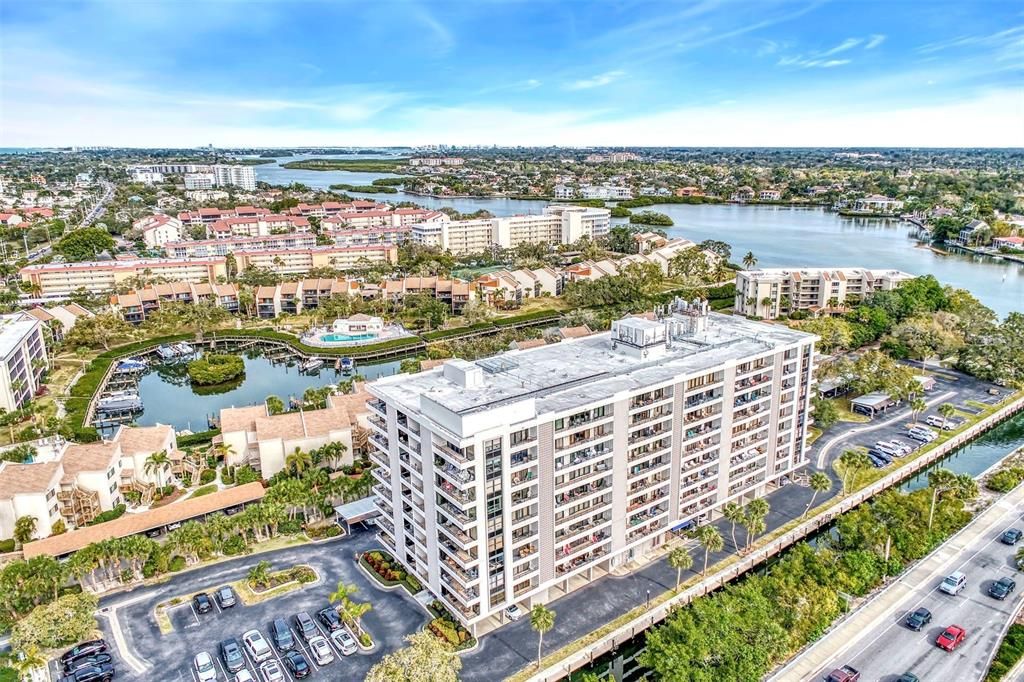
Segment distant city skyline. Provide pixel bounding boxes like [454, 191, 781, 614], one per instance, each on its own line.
[1, 0, 1021, 148]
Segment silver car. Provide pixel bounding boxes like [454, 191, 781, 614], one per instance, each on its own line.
[259, 660, 285, 682]
[330, 628, 358, 656]
[308, 635, 335, 665]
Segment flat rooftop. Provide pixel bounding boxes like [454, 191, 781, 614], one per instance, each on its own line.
[0, 313, 40, 358]
[373, 312, 815, 418]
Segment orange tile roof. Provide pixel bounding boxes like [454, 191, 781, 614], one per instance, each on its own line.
[23, 482, 267, 558]
[0, 461, 62, 497]
[116, 424, 173, 455]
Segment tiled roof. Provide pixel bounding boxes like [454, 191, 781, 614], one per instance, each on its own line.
[0, 461, 62, 497]
[116, 424, 173, 455]
[22, 483, 267, 558]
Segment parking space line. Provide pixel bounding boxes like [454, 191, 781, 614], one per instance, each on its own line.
[214, 653, 228, 680]
[189, 603, 200, 625]
[292, 627, 319, 672]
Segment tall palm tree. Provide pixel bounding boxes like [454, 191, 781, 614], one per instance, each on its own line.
[742, 499, 770, 551]
[144, 450, 171, 487]
[927, 469, 976, 530]
[803, 471, 832, 518]
[938, 402, 957, 429]
[697, 525, 724, 575]
[838, 448, 870, 495]
[910, 397, 927, 425]
[760, 296, 774, 318]
[721, 502, 744, 552]
[742, 251, 757, 269]
[286, 447, 312, 476]
[13, 515, 37, 547]
[530, 604, 556, 670]
[667, 546, 693, 590]
[266, 395, 285, 416]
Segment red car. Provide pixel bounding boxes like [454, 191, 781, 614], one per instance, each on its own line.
[936, 625, 966, 651]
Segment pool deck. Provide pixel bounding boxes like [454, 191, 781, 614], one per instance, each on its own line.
[300, 326, 415, 348]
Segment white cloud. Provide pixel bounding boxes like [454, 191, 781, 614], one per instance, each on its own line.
[823, 38, 862, 55]
[865, 34, 886, 49]
[565, 70, 626, 90]
[777, 56, 851, 69]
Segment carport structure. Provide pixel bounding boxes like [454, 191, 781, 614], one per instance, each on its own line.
[334, 496, 379, 533]
[850, 391, 896, 417]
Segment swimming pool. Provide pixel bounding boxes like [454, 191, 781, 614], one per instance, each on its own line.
[319, 332, 377, 343]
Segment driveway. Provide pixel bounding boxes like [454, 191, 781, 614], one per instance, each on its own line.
[66, 527, 428, 681]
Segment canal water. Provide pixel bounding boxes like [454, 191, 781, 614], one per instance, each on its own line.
[254, 156, 1023, 318]
[114, 352, 402, 434]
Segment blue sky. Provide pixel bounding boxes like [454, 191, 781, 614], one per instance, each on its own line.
[1, 0, 1021, 147]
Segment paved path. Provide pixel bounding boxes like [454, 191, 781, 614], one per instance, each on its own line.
[771, 482, 1024, 682]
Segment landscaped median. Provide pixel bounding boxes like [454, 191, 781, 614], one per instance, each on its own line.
[987, 622, 1024, 681]
[358, 549, 422, 596]
[510, 391, 1024, 682]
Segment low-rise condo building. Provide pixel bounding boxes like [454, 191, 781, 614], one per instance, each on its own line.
[367, 303, 816, 631]
[411, 205, 610, 255]
[134, 215, 183, 248]
[734, 267, 915, 319]
[110, 282, 240, 323]
[20, 258, 229, 297]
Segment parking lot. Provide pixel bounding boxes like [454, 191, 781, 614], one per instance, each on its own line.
[77, 526, 429, 681]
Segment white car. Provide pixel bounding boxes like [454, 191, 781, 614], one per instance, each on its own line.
[243, 629, 273, 663]
[308, 635, 335, 665]
[259, 660, 285, 682]
[194, 651, 218, 682]
[234, 672, 254, 682]
[330, 628, 357, 656]
[505, 604, 524, 621]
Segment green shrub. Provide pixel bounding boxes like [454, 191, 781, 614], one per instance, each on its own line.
[88, 503, 126, 526]
[187, 354, 245, 386]
[987, 470, 1021, 493]
[191, 484, 218, 498]
[987, 624, 1024, 681]
[177, 429, 220, 447]
[234, 465, 261, 485]
[168, 555, 186, 572]
[0, 539, 15, 553]
[222, 535, 248, 556]
[278, 519, 302, 535]
[199, 469, 217, 485]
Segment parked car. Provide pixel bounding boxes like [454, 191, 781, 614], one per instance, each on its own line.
[317, 607, 342, 631]
[258, 660, 285, 682]
[144, 528, 162, 538]
[905, 607, 932, 631]
[63, 654, 113, 675]
[824, 665, 860, 682]
[505, 604, 524, 621]
[57, 664, 115, 682]
[294, 611, 318, 643]
[243, 629, 273, 662]
[270, 618, 294, 651]
[936, 625, 966, 651]
[233, 671, 254, 682]
[330, 628, 357, 656]
[215, 586, 237, 608]
[194, 651, 218, 682]
[1001, 528, 1023, 545]
[865, 452, 888, 468]
[896, 674, 919, 682]
[308, 635, 335, 665]
[220, 638, 245, 673]
[885, 440, 912, 456]
[874, 442, 899, 457]
[167, 521, 182, 530]
[193, 592, 214, 614]
[282, 650, 311, 679]
[989, 577, 1017, 600]
[867, 449, 892, 465]
[939, 571, 967, 596]
[908, 427, 937, 442]
[926, 415, 954, 430]
[61, 641, 108, 667]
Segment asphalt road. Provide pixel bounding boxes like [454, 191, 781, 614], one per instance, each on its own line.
[804, 493, 1024, 682]
[61, 527, 429, 682]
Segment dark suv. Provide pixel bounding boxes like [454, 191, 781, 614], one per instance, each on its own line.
[905, 607, 932, 631]
[57, 663, 115, 682]
[270, 618, 294, 651]
[63, 654, 113, 675]
[215, 586, 237, 608]
[220, 637, 245, 673]
[294, 612, 318, 643]
[60, 641, 108, 667]
[317, 607, 342, 631]
[193, 592, 213, 614]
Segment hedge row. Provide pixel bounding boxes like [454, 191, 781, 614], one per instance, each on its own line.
[492, 309, 562, 326]
[987, 624, 1024, 681]
[421, 322, 495, 341]
[178, 429, 221, 447]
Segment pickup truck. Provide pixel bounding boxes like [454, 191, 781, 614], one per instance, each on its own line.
[825, 665, 861, 682]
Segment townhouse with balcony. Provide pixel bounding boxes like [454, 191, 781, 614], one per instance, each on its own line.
[367, 301, 816, 634]
[734, 267, 915, 319]
[110, 282, 240, 323]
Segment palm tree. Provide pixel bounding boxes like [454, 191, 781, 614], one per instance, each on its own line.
[938, 402, 957, 429]
[721, 502, 744, 552]
[265, 395, 285, 416]
[838, 448, 871, 495]
[330, 582, 372, 635]
[742, 499, 770, 551]
[530, 604, 555, 670]
[760, 296, 774, 318]
[13, 515, 37, 546]
[285, 447, 312, 476]
[667, 546, 693, 590]
[11, 645, 46, 680]
[144, 450, 171, 487]
[803, 471, 832, 517]
[910, 397, 927, 425]
[742, 251, 757, 269]
[697, 525, 724, 575]
[248, 560, 271, 589]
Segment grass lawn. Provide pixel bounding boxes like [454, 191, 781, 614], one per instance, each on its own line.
[495, 297, 569, 317]
[833, 397, 871, 423]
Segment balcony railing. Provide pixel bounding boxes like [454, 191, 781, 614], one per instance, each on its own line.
[438, 500, 476, 526]
[555, 477, 610, 506]
[628, 423, 670, 445]
[685, 390, 722, 410]
[555, 512, 611, 543]
[556, 546, 610, 575]
[556, 445, 611, 471]
[435, 442, 475, 465]
[555, 531, 609, 560]
[555, 493, 612, 526]
[438, 480, 476, 506]
[435, 458, 474, 484]
[630, 390, 672, 410]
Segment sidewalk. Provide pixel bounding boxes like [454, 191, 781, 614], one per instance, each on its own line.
[769, 481, 1024, 681]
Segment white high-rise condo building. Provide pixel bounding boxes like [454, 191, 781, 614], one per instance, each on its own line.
[0, 313, 48, 412]
[211, 165, 257, 191]
[734, 267, 915, 319]
[367, 302, 817, 633]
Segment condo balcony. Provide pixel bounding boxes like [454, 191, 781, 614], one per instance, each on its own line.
[630, 406, 673, 428]
[439, 589, 480, 620]
[554, 511, 612, 544]
[370, 432, 390, 452]
[437, 479, 476, 506]
[679, 482, 718, 504]
[557, 407, 612, 433]
[729, 471, 768, 496]
[510, 486, 539, 507]
[628, 422, 671, 446]
[435, 441, 475, 467]
[441, 553, 479, 584]
[511, 523, 538, 543]
[439, 522, 477, 549]
[513, 542, 539, 562]
[367, 399, 387, 418]
[513, 563, 539, 582]
[734, 388, 771, 408]
[684, 436, 721, 456]
[555, 492, 613, 527]
[437, 500, 476, 527]
[681, 452, 717, 473]
[628, 517, 666, 542]
[399, 452, 423, 476]
[628, 456, 670, 480]
[556, 461, 610, 491]
[627, 488, 667, 513]
[368, 414, 387, 433]
[368, 448, 389, 469]
[555, 444, 612, 471]
[510, 468, 537, 487]
[735, 359, 774, 378]
[685, 388, 723, 410]
[510, 448, 538, 469]
[556, 426, 613, 452]
[628, 474, 670, 498]
[556, 545, 610, 576]
[440, 572, 480, 602]
[435, 457, 475, 485]
[732, 416, 770, 437]
[556, 530, 610, 561]
[684, 403, 722, 422]
[685, 422, 720, 441]
[555, 476, 611, 506]
[630, 388, 673, 410]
